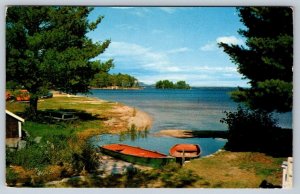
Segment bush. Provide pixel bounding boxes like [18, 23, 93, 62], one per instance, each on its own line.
[6, 141, 51, 170]
[6, 135, 100, 185]
[6, 135, 74, 170]
[160, 163, 199, 187]
[220, 106, 279, 152]
[71, 142, 99, 174]
[6, 168, 19, 186]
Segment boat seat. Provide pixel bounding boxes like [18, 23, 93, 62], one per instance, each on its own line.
[176, 150, 196, 153]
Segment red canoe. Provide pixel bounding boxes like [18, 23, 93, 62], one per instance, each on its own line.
[99, 144, 174, 168]
[169, 144, 201, 159]
[101, 144, 168, 158]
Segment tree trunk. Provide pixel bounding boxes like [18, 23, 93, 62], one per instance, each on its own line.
[29, 96, 38, 119]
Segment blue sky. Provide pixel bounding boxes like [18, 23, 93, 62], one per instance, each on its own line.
[88, 7, 249, 87]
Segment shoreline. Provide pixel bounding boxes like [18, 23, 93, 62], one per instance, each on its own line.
[52, 91, 153, 134]
[154, 129, 228, 139]
[89, 86, 143, 90]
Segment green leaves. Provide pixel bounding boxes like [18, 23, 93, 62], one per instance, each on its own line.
[155, 80, 190, 89]
[231, 79, 292, 112]
[6, 6, 113, 114]
[219, 7, 293, 112]
[90, 72, 138, 88]
[88, 16, 104, 31]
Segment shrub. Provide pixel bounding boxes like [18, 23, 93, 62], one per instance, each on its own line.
[6, 135, 99, 185]
[6, 167, 19, 186]
[160, 163, 199, 187]
[220, 106, 279, 152]
[6, 141, 51, 170]
[71, 142, 99, 174]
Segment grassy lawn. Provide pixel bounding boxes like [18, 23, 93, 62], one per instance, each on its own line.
[6, 96, 114, 139]
[38, 96, 113, 114]
[6, 96, 115, 186]
[184, 150, 285, 188]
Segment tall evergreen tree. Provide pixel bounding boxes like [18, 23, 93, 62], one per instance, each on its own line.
[219, 7, 293, 112]
[6, 6, 113, 116]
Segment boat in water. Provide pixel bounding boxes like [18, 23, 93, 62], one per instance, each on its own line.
[169, 144, 201, 160]
[99, 144, 175, 168]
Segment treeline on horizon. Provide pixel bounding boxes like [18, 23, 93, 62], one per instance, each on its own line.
[155, 80, 191, 89]
[90, 72, 139, 88]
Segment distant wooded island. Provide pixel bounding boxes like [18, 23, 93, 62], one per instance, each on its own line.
[155, 80, 191, 89]
[90, 73, 139, 89]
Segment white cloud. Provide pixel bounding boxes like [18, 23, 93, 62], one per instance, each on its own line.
[111, 7, 176, 16]
[138, 70, 248, 87]
[200, 36, 244, 52]
[102, 41, 174, 72]
[130, 8, 150, 17]
[167, 47, 190, 54]
[191, 66, 236, 73]
[100, 41, 248, 87]
[116, 24, 138, 31]
[216, 36, 244, 45]
[200, 42, 217, 51]
[103, 43, 191, 73]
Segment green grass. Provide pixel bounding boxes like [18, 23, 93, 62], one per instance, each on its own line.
[6, 101, 29, 113]
[6, 95, 114, 187]
[24, 121, 75, 137]
[184, 151, 285, 188]
[7, 95, 113, 140]
[39, 96, 112, 112]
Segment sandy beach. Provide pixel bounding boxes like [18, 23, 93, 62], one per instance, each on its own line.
[52, 91, 153, 134]
[104, 104, 153, 131]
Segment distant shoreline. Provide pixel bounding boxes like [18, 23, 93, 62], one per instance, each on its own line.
[90, 86, 240, 90]
[89, 86, 143, 90]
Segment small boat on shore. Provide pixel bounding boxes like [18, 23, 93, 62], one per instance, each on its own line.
[99, 144, 175, 168]
[15, 90, 30, 101]
[169, 144, 201, 159]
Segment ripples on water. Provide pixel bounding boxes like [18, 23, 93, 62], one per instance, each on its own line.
[88, 87, 292, 156]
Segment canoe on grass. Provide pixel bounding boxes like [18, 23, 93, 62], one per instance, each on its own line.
[99, 144, 175, 168]
[169, 144, 201, 159]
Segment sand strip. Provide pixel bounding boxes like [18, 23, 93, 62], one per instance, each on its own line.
[154, 129, 228, 138]
[51, 90, 153, 133]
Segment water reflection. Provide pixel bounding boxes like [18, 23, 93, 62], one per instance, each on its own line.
[91, 133, 227, 157]
[119, 125, 149, 142]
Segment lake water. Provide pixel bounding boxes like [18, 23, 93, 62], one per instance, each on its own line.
[88, 87, 292, 156]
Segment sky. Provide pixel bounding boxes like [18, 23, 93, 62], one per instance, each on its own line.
[87, 7, 249, 87]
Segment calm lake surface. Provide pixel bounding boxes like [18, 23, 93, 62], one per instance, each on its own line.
[89, 87, 292, 156]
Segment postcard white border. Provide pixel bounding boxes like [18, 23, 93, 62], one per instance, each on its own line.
[1, 1, 299, 194]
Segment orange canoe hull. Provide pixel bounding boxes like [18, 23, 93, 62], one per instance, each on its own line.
[99, 144, 175, 168]
[169, 144, 201, 159]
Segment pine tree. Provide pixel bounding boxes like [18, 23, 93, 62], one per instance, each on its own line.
[219, 7, 293, 112]
[6, 6, 113, 117]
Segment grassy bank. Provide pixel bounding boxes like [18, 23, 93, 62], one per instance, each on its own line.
[6, 95, 115, 186]
[45, 151, 285, 188]
[6, 95, 286, 188]
[185, 150, 284, 188]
